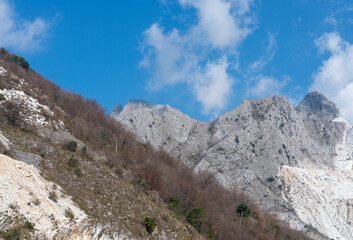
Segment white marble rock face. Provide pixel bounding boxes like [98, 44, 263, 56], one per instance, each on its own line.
[0, 154, 87, 239]
[111, 92, 353, 240]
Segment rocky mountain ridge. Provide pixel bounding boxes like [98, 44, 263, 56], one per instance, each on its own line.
[111, 92, 353, 240]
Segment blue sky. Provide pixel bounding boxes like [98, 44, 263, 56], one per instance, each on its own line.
[1, 0, 353, 123]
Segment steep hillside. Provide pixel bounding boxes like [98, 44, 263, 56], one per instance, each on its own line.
[111, 92, 353, 239]
[0, 51, 201, 240]
[0, 49, 309, 239]
[0, 129, 196, 240]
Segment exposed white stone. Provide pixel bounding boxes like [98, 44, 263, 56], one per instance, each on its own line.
[0, 131, 11, 151]
[0, 66, 6, 76]
[0, 88, 59, 127]
[10, 73, 18, 80]
[0, 153, 157, 239]
[282, 166, 353, 240]
[333, 116, 350, 125]
[112, 100, 201, 157]
[0, 154, 87, 239]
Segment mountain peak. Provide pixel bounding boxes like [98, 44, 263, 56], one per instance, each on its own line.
[295, 91, 340, 117]
[127, 99, 154, 108]
[110, 99, 155, 120]
[110, 104, 123, 115]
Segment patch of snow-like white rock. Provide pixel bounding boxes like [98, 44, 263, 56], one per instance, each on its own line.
[0, 66, 7, 76]
[0, 88, 65, 129]
[59, 223, 134, 240]
[0, 154, 87, 238]
[333, 126, 353, 171]
[0, 88, 52, 124]
[282, 166, 353, 240]
[115, 100, 200, 155]
[0, 131, 11, 151]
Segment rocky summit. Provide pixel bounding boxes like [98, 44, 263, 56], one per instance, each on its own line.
[111, 92, 353, 240]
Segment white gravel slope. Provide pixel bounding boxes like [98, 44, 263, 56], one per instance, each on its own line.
[0, 154, 87, 239]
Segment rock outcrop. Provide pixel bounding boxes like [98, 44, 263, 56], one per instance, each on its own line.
[282, 166, 353, 240]
[0, 154, 86, 239]
[110, 100, 154, 121]
[0, 88, 65, 130]
[0, 131, 11, 152]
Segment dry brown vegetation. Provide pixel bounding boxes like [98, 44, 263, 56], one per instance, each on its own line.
[0, 50, 311, 239]
[0, 100, 24, 126]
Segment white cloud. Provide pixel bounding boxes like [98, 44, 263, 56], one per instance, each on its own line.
[324, 6, 353, 27]
[140, 0, 254, 115]
[315, 32, 346, 54]
[325, 16, 337, 26]
[180, 0, 252, 49]
[245, 33, 290, 101]
[310, 32, 353, 124]
[194, 58, 234, 114]
[247, 75, 287, 99]
[0, 0, 50, 51]
[142, 24, 188, 90]
[334, 83, 353, 123]
[249, 32, 277, 72]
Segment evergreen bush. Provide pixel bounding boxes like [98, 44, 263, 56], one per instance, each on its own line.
[186, 208, 206, 233]
[142, 217, 156, 234]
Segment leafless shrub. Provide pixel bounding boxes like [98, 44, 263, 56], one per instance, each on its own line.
[0, 100, 24, 126]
